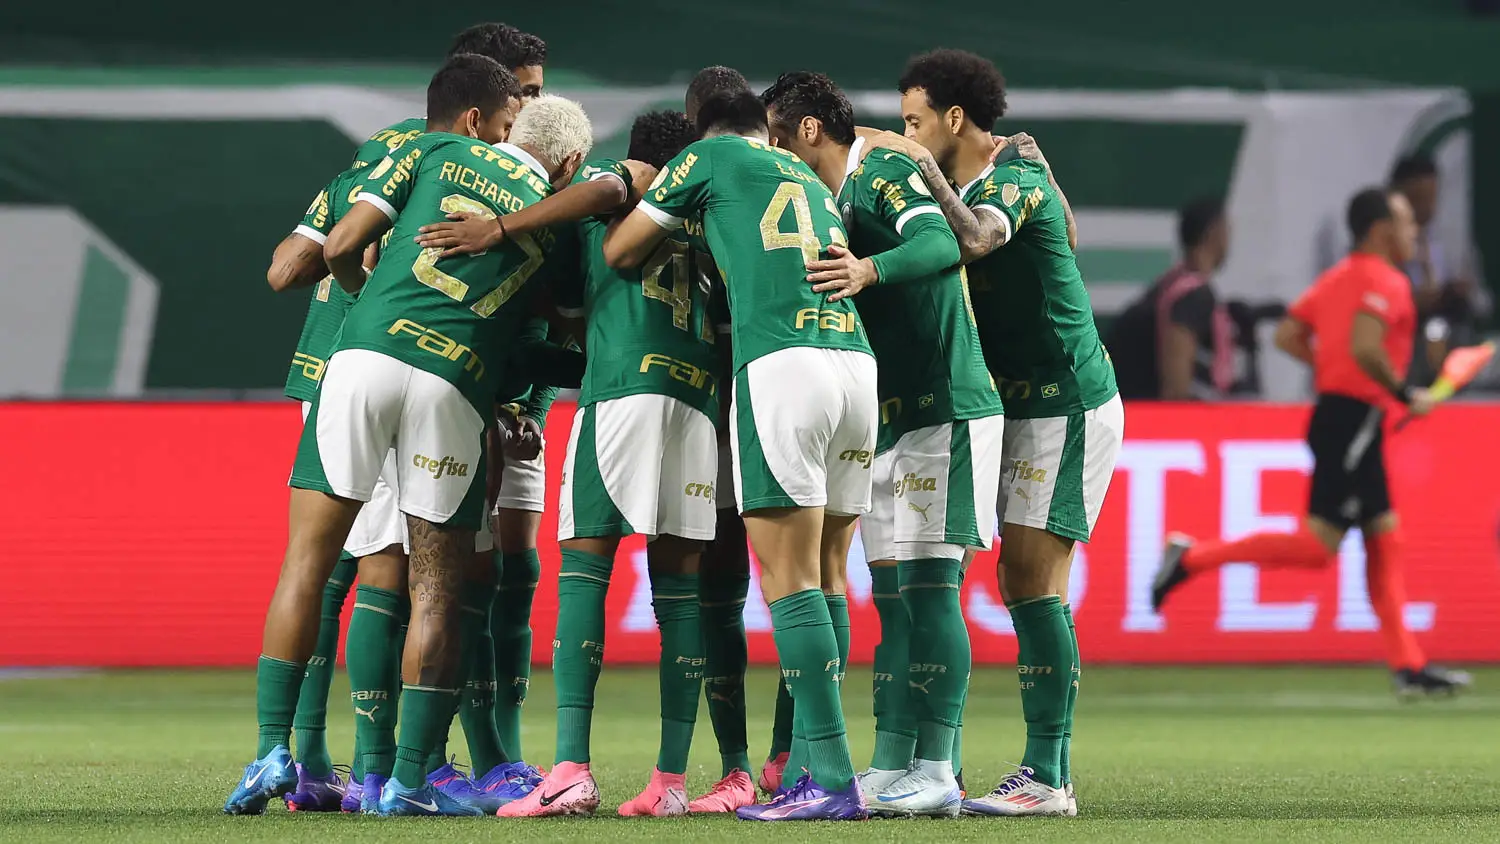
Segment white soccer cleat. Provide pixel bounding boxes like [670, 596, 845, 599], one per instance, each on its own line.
[1065, 782, 1078, 817]
[961, 767, 1070, 817]
[855, 767, 908, 803]
[866, 761, 962, 818]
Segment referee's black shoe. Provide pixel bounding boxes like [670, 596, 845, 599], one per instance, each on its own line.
[1393, 665, 1474, 698]
[1150, 534, 1194, 613]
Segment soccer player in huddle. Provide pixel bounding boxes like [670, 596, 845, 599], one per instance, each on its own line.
[855, 49, 1122, 817]
[762, 71, 1005, 817]
[224, 56, 591, 817]
[604, 91, 876, 822]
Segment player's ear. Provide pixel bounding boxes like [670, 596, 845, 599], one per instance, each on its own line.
[461, 106, 482, 139]
[801, 115, 820, 144]
[554, 151, 586, 191]
[945, 105, 965, 136]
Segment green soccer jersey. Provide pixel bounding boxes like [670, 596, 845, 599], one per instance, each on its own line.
[352, 117, 426, 168]
[639, 134, 870, 372]
[961, 159, 1118, 417]
[284, 165, 366, 402]
[340, 133, 559, 413]
[496, 316, 560, 424]
[840, 145, 1003, 451]
[556, 158, 725, 422]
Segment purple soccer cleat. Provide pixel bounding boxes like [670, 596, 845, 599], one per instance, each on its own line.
[284, 764, 347, 812]
[340, 775, 363, 813]
[736, 773, 868, 821]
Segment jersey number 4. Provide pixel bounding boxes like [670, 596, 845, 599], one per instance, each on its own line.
[759, 182, 845, 264]
[641, 239, 714, 343]
[412, 194, 542, 317]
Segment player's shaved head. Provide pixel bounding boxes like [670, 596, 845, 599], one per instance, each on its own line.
[1347, 188, 1393, 245]
[898, 49, 1008, 132]
[426, 54, 522, 142]
[686, 66, 751, 124]
[760, 71, 856, 147]
[627, 110, 698, 169]
[695, 90, 768, 139]
[449, 23, 547, 99]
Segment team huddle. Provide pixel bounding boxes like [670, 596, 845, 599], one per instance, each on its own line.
[227, 21, 1122, 822]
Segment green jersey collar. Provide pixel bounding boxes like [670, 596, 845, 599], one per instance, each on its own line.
[960, 163, 995, 198]
[493, 142, 551, 184]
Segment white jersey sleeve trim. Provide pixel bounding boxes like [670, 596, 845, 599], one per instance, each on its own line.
[356, 192, 398, 221]
[293, 224, 328, 245]
[638, 201, 684, 231]
[894, 205, 944, 237]
[589, 170, 628, 191]
[976, 203, 1013, 243]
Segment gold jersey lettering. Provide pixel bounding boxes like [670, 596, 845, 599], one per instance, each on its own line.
[387, 319, 486, 381]
[639, 353, 717, 396]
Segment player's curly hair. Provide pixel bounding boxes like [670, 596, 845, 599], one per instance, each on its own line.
[426, 53, 521, 126]
[685, 66, 750, 123]
[760, 71, 856, 146]
[627, 110, 698, 169]
[694, 90, 768, 138]
[449, 23, 547, 70]
[898, 49, 1007, 131]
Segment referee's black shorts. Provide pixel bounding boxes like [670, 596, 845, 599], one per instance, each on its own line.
[1305, 393, 1391, 529]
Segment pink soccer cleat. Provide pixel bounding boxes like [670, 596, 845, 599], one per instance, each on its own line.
[757, 752, 789, 796]
[495, 761, 599, 818]
[688, 769, 756, 813]
[617, 768, 689, 817]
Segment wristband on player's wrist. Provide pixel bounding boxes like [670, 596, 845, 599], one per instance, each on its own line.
[1394, 384, 1415, 405]
[496, 215, 508, 245]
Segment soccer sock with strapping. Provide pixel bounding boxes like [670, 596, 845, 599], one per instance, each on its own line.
[553, 548, 613, 764]
[901, 559, 969, 765]
[347, 585, 403, 779]
[770, 589, 855, 791]
[769, 671, 795, 760]
[291, 554, 355, 777]
[1363, 530, 1427, 671]
[1183, 527, 1331, 573]
[459, 581, 507, 773]
[1009, 595, 1071, 789]
[492, 549, 539, 761]
[392, 686, 461, 786]
[256, 655, 304, 758]
[699, 567, 751, 776]
[1061, 603, 1080, 786]
[869, 564, 916, 771]
[651, 570, 703, 775]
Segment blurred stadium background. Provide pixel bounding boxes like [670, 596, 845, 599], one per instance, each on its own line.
[1, 2, 1499, 839]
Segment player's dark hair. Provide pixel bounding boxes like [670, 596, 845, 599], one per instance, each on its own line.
[898, 49, 1007, 131]
[1347, 187, 1394, 244]
[686, 66, 751, 122]
[1178, 196, 1226, 251]
[426, 54, 520, 127]
[1389, 153, 1438, 186]
[627, 110, 699, 169]
[695, 90, 768, 138]
[760, 71, 856, 146]
[449, 23, 547, 69]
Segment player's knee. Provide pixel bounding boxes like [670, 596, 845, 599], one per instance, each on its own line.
[495, 509, 541, 553]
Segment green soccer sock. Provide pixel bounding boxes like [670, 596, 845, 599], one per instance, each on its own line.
[553, 548, 613, 764]
[291, 555, 356, 777]
[1062, 603, 1080, 786]
[953, 698, 966, 775]
[826, 593, 851, 684]
[869, 565, 916, 771]
[769, 672, 795, 759]
[256, 655, 304, 758]
[347, 585, 404, 779]
[700, 569, 751, 777]
[392, 686, 461, 786]
[1009, 595, 1071, 789]
[770, 589, 855, 791]
[900, 559, 970, 765]
[492, 549, 539, 762]
[651, 570, 703, 775]
[460, 582, 507, 774]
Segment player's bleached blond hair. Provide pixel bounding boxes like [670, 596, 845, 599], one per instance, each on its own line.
[509, 94, 593, 172]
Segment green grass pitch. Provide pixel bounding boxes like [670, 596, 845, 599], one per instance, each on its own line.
[2, 666, 1497, 842]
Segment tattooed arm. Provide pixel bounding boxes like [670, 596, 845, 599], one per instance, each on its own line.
[864, 131, 1010, 264]
[1003, 133, 1078, 249]
[266, 231, 328, 292]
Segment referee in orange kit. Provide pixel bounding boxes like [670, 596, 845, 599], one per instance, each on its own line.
[1151, 186, 1471, 696]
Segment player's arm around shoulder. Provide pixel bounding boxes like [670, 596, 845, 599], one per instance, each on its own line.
[865, 129, 1008, 265]
[604, 142, 708, 269]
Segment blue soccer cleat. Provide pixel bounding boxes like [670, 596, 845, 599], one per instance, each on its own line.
[340, 775, 364, 813]
[736, 772, 868, 821]
[358, 773, 388, 814]
[465, 761, 541, 813]
[223, 745, 298, 815]
[374, 777, 485, 817]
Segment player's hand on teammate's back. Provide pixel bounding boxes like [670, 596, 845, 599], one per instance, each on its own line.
[1407, 387, 1436, 416]
[503, 414, 545, 461]
[414, 212, 504, 258]
[806, 243, 878, 302]
[622, 160, 660, 208]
